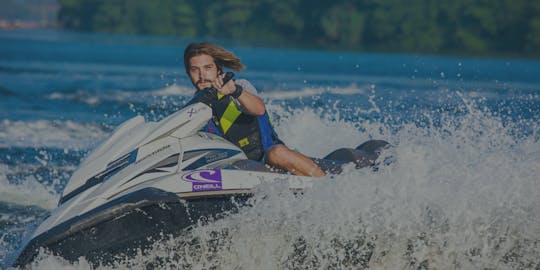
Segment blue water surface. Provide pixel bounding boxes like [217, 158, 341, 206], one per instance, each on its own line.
[1, 29, 539, 269]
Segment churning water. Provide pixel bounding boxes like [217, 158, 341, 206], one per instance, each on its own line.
[1, 29, 539, 269]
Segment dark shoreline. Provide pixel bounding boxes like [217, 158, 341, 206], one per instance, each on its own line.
[2, 27, 539, 62]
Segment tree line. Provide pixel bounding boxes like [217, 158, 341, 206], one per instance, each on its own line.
[57, 0, 540, 57]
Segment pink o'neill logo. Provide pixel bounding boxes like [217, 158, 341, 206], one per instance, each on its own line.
[181, 169, 222, 192]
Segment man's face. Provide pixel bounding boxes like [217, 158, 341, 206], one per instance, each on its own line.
[188, 54, 219, 90]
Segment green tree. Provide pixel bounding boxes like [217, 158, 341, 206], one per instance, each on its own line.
[320, 1, 365, 49]
[397, 0, 444, 52]
[55, 0, 540, 58]
[58, 0, 101, 30]
[525, 2, 540, 55]
[204, 0, 254, 39]
[255, 1, 304, 41]
[363, 0, 404, 50]
[174, 1, 197, 37]
[93, 1, 137, 34]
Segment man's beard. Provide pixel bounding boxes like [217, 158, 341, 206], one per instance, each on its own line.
[196, 79, 213, 90]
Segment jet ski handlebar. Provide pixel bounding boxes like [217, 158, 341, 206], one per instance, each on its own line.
[184, 72, 235, 108]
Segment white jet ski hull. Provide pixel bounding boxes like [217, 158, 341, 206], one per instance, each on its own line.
[10, 102, 390, 267]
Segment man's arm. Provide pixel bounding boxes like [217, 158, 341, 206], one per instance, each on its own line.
[213, 75, 266, 116]
[233, 86, 265, 116]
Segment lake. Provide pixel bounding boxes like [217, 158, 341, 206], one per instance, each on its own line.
[1, 29, 539, 269]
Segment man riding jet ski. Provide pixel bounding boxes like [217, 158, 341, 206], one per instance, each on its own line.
[9, 44, 390, 268]
[183, 42, 326, 177]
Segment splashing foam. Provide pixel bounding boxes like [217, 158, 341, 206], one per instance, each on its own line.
[26, 98, 540, 269]
[0, 120, 108, 149]
[46, 84, 195, 106]
[266, 100, 389, 157]
[0, 165, 59, 210]
[260, 84, 366, 100]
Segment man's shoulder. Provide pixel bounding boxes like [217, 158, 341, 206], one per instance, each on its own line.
[235, 79, 257, 94]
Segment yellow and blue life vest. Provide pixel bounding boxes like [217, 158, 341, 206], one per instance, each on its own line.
[203, 93, 282, 161]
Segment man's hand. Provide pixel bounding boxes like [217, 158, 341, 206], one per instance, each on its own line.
[213, 73, 236, 95]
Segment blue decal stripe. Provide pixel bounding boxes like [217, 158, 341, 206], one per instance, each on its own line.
[125, 154, 180, 183]
[182, 149, 241, 171]
[59, 149, 139, 205]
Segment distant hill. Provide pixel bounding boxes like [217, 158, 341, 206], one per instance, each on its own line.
[18, 0, 540, 58]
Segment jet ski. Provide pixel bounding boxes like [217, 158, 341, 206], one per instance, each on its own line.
[10, 84, 390, 267]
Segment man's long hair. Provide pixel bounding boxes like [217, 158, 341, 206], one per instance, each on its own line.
[184, 42, 245, 73]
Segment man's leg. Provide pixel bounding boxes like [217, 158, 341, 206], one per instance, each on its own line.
[265, 144, 325, 177]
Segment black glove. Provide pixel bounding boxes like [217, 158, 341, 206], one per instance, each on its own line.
[183, 72, 235, 108]
[184, 87, 218, 107]
[230, 84, 243, 99]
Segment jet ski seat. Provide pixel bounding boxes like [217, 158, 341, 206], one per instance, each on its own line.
[229, 159, 283, 173]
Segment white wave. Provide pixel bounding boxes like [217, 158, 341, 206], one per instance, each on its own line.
[0, 120, 108, 149]
[46, 91, 106, 106]
[467, 89, 540, 100]
[150, 84, 195, 96]
[44, 84, 369, 106]
[46, 89, 137, 105]
[45, 84, 194, 106]
[0, 164, 59, 210]
[23, 250, 93, 270]
[260, 84, 367, 100]
[267, 105, 378, 157]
